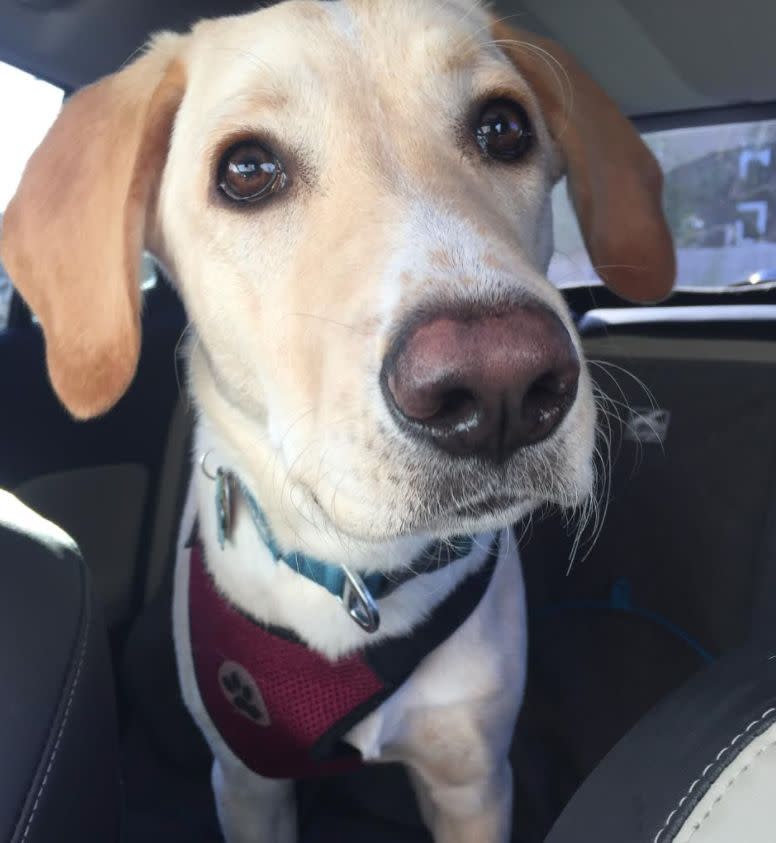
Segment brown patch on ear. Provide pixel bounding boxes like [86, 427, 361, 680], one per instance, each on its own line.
[0, 37, 186, 418]
[491, 21, 675, 303]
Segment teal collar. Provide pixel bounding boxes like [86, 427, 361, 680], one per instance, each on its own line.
[210, 466, 475, 634]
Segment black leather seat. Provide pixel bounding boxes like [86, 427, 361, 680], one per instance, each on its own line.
[546, 645, 776, 842]
[0, 491, 121, 843]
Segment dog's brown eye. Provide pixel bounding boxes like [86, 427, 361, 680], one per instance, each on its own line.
[218, 141, 285, 202]
[475, 100, 533, 161]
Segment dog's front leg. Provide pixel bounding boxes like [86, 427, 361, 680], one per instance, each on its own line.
[401, 701, 515, 843]
[412, 761, 514, 843]
[410, 756, 512, 843]
[212, 759, 297, 843]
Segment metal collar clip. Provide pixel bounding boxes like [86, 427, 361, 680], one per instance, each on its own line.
[340, 565, 381, 634]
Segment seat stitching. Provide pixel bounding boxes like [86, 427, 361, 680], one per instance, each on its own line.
[18, 613, 90, 843]
[653, 706, 776, 843]
[680, 737, 776, 842]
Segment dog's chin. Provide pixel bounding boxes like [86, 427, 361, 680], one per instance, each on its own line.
[312, 490, 541, 545]
[417, 497, 536, 540]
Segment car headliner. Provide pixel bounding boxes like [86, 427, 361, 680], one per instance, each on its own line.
[0, 0, 774, 122]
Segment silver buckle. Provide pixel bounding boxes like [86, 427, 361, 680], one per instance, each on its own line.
[340, 565, 381, 634]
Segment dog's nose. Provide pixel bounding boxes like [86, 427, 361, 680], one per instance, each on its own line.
[382, 305, 580, 462]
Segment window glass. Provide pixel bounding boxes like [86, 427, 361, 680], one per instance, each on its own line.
[0, 61, 64, 330]
[549, 119, 776, 289]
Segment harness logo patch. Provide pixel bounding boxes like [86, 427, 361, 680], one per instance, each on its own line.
[624, 407, 671, 445]
[218, 661, 271, 726]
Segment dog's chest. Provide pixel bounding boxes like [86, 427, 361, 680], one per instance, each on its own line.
[186, 536, 506, 779]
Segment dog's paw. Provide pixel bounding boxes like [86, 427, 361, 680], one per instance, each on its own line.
[217, 661, 271, 726]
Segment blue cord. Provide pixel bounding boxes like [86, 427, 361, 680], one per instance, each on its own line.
[539, 577, 715, 664]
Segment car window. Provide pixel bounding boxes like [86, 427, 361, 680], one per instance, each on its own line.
[0, 60, 64, 330]
[549, 118, 776, 290]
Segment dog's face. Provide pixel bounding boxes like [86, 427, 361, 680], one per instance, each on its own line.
[164, 0, 587, 540]
[1, 0, 675, 546]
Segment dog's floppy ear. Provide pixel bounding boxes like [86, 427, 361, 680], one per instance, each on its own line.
[491, 21, 675, 303]
[0, 35, 186, 419]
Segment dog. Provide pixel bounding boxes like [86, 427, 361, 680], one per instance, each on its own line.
[0, 1, 674, 840]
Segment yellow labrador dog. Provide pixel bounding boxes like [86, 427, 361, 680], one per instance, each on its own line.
[1, 1, 674, 840]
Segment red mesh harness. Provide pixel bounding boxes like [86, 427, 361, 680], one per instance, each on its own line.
[188, 536, 499, 779]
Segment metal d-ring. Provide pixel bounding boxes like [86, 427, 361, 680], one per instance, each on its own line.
[340, 565, 381, 634]
[199, 450, 219, 481]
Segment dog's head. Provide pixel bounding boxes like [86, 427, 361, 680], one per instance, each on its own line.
[1, 0, 674, 547]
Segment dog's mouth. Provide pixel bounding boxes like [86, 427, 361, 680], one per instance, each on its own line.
[310, 483, 531, 545]
[450, 492, 525, 519]
[299, 411, 590, 545]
